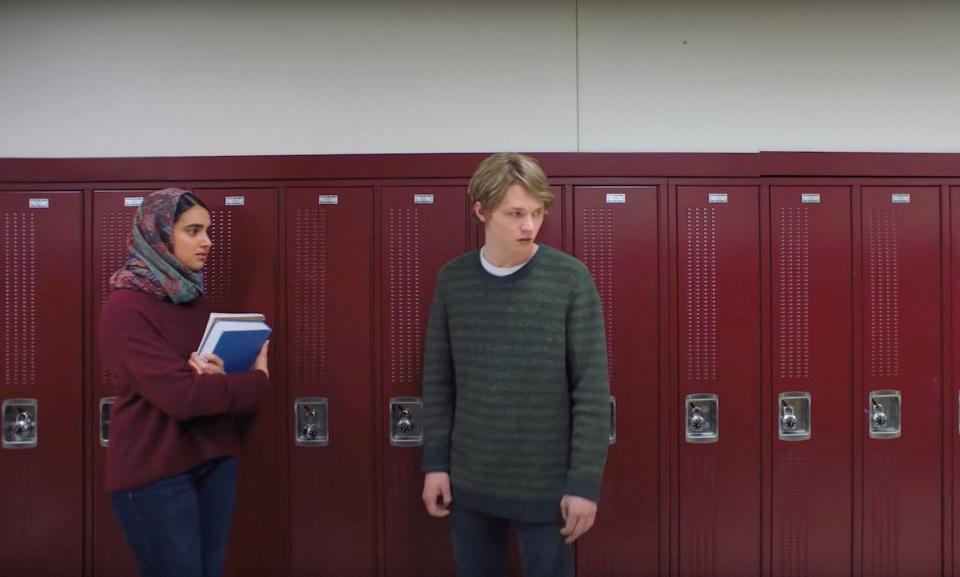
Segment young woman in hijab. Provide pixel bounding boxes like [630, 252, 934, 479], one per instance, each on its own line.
[99, 188, 270, 577]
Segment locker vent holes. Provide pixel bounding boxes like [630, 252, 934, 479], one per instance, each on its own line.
[99, 211, 129, 304]
[865, 448, 900, 575]
[867, 208, 900, 378]
[293, 210, 328, 387]
[685, 208, 718, 381]
[776, 451, 811, 577]
[387, 209, 423, 388]
[3, 213, 37, 388]
[581, 208, 615, 385]
[206, 210, 234, 308]
[683, 453, 718, 574]
[98, 210, 130, 387]
[777, 207, 810, 379]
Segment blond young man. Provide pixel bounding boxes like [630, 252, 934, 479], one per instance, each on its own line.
[421, 153, 610, 577]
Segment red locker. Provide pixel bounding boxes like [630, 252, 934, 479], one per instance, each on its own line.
[90, 190, 150, 576]
[194, 188, 282, 577]
[0, 192, 83, 576]
[90, 188, 281, 576]
[860, 186, 941, 577]
[285, 187, 376, 576]
[770, 186, 853, 576]
[380, 186, 468, 577]
[674, 184, 762, 577]
[573, 186, 664, 577]
[953, 185, 960, 577]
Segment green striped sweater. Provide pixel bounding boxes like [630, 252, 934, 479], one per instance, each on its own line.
[421, 245, 610, 522]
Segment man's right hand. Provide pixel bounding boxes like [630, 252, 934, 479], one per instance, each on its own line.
[422, 472, 452, 517]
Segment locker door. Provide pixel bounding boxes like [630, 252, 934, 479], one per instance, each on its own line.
[574, 186, 662, 577]
[0, 192, 83, 576]
[770, 187, 853, 577]
[381, 186, 468, 577]
[286, 188, 375, 576]
[953, 185, 960, 577]
[675, 185, 761, 577]
[90, 190, 150, 577]
[860, 186, 941, 577]
[193, 188, 281, 577]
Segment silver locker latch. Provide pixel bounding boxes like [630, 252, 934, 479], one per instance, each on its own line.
[389, 397, 423, 446]
[685, 393, 718, 444]
[99, 397, 116, 447]
[608, 396, 617, 445]
[778, 391, 811, 441]
[869, 390, 901, 439]
[3, 399, 38, 449]
[295, 397, 329, 446]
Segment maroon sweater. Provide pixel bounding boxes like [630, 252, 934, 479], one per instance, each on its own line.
[99, 289, 270, 491]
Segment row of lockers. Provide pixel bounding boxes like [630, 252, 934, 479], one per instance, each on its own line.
[1, 180, 958, 576]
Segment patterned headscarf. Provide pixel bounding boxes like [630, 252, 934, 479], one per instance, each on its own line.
[109, 188, 205, 303]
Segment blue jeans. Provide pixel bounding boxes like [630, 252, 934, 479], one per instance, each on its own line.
[110, 456, 238, 577]
[451, 504, 574, 577]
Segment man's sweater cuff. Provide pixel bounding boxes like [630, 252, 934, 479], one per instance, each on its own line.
[563, 476, 601, 503]
[421, 445, 450, 473]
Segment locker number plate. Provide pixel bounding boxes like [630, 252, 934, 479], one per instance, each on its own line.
[606, 193, 626, 204]
[708, 193, 728, 204]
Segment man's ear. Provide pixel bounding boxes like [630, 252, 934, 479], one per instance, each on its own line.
[473, 201, 486, 223]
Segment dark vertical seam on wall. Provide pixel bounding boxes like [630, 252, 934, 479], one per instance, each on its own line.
[575, 0, 581, 152]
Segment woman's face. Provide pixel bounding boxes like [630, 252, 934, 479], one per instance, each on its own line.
[171, 205, 212, 271]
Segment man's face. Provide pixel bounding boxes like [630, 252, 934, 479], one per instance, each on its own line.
[475, 183, 545, 258]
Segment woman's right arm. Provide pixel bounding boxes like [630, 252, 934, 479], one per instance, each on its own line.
[100, 302, 269, 421]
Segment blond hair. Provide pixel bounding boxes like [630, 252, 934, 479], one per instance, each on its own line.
[468, 153, 553, 222]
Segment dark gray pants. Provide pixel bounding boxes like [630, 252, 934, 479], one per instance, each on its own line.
[451, 504, 574, 577]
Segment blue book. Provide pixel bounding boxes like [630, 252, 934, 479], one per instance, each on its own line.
[197, 314, 271, 373]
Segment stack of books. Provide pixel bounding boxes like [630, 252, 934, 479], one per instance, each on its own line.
[197, 313, 272, 373]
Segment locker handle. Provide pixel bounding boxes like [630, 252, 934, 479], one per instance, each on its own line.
[608, 396, 616, 445]
[389, 397, 423, 446]
[868, 390, 901, 439]
[294, 398, 328, 446]
[99, 397, 116, 447]
[3, 399, 38, 449]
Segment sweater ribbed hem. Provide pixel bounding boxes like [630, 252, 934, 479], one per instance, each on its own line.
[562, 475, 601, 503]
[452, 486, 563, 523]
[421, 445, 450, 472]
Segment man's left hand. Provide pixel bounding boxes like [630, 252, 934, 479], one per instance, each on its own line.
[559, 494, 597, 544]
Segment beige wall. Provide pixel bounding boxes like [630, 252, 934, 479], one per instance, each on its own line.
[1, 0, 958, 157]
